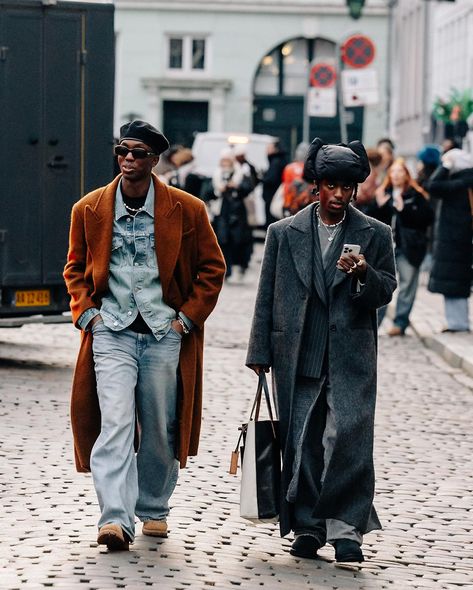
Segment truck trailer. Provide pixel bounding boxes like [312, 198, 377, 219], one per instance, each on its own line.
[0, 0, 114, 326]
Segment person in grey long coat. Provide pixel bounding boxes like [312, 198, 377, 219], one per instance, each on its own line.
[246, 138, 397, 563]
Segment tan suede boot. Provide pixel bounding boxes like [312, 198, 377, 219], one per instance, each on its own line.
[142, 520, 168, 537]
[97, 523, 129, 551]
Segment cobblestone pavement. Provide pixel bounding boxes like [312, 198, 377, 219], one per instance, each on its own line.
[1, 246, 473, 590]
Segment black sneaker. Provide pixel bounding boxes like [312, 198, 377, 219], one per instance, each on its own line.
[290, 535, 325, 559]
[333, 539, 364, 563]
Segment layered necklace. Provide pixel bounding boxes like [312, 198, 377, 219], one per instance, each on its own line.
[317, 209, 346, 242]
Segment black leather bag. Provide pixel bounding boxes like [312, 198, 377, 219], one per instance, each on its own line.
[230, 373, 281, 523]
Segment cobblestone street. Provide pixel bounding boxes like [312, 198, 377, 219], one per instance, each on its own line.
[1, 247, 473, 590]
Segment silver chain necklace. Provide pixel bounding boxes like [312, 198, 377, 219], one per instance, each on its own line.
[317, 210, 346, 242]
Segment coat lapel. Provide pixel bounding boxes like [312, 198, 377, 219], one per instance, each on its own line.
[153, 174, 182, 298]
[287, 204, 327, 306]
[84, 176, 119, 294]
[287, 205, 314, 292]
[331, 205, 375, 291]
[312, 213, 328, 307]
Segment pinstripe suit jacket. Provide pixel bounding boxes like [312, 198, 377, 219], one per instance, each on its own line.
[297, 209, 346, 377]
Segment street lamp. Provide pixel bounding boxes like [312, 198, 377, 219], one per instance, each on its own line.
[346, 0, 365, 20]
[348, 0, 455, 21]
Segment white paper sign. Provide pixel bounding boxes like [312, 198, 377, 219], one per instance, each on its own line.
[342, 69, 379, 107]
[307, 87, 337, 118]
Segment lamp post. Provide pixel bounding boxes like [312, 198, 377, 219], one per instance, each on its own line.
[347, 0, 455, 22]
[346, 0, 365, 20]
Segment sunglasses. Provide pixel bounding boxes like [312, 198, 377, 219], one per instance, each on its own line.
[114, 145, 157, 159]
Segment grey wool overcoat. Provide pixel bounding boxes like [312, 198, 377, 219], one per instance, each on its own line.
[246, 204, 397, 537]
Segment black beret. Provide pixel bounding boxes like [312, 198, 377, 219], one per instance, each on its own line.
[119, 120, 170, 155]
[303, 137, 370, 184]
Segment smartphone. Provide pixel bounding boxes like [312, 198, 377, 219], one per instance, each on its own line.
[342, 244, 361, 256]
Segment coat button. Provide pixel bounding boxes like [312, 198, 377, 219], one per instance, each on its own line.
[330, 324, 337, 332]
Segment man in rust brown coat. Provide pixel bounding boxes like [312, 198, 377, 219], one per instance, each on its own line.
[64, 120, 225, 550]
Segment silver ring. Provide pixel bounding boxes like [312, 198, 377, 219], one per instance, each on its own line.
[351, 262, 357, 269]
[347, 268, 353, 274]
[357, 260, 364, 267]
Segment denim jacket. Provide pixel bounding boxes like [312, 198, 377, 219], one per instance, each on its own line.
[78, 180, 192, 339]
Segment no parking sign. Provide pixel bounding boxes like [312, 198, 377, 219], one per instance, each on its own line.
[310, 63, 337, 88]
[341, 35, 376, 69]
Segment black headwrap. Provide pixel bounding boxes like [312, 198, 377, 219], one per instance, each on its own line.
[303, 137, 370, 184]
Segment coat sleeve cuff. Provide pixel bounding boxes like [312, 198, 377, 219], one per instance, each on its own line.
[78, 308, 100, 331]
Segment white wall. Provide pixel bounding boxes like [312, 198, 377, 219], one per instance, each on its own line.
[431, 0, 473, 101]
[114, 0, 389, 145]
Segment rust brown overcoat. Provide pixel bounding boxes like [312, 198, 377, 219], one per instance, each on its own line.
[64, 173, 225, 472]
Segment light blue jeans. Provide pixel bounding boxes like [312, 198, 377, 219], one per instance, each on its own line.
[377, 252, 421, 330]
[90, 322, 181, 541]
[444, 297, 470, 331]
[392, 251, 420, 332]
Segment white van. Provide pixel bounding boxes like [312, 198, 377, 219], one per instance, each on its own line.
[191, 131, 276, 177]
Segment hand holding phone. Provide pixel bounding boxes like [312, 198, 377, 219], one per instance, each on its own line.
[342, 244, 361, 256]
[337, 244, 366, 278]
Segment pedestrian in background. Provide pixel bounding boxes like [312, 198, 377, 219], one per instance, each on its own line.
[280, 142, 310, 216]
[262, 139, 288, 227]
[157, 146, 194, 189]
[234, 144, 259, 188]
[415, 144, 441, 273]
[354, 148, 382, 216]
[246, 138, 396, 563]
[209, 148, 254, 279]
[374, 159, 434, 335]
[64, 120, 225, 551]
[416, 144, 441, 189]
[426, 148, 473, 332]
[376, 137, 395, 184]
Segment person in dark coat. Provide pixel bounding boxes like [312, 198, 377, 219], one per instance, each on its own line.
[209, 149, 254, 278]
[246, 138, 397, 563]
[262, 139, 288, 228]
[374, 159, 434, 335]
[425, 148, 473, 332]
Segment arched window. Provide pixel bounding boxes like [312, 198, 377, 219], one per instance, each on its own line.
[254, 37, 337, 97]
[253, 37, 363, 154]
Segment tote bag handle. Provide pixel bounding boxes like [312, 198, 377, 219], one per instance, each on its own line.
[230, 373, 277, 474]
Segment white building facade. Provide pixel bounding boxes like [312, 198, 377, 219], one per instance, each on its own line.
[115, 0, 389, 152]
[389, 0, 473, 158]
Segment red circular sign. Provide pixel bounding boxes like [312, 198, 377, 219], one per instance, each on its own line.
[341, 35, 375, 69]
[310, 63, 337, 88]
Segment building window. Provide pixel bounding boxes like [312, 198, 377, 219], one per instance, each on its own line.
[167, 35, 208, 73]
[254, 48, 280, 96]
[254, 38, 336, 97]
[192, 39, 206, 70]
[169, 38, 183, 69]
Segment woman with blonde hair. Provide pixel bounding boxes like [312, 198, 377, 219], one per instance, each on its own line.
[374, 158, 434, 335]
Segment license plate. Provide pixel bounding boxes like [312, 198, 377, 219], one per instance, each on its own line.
[15, 289, 51, 307]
